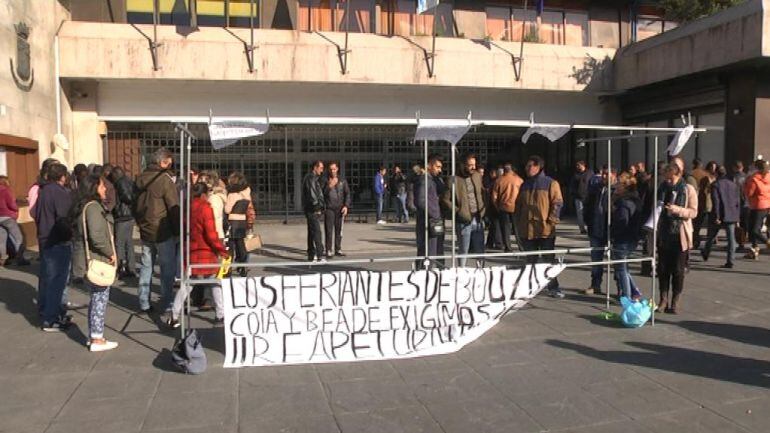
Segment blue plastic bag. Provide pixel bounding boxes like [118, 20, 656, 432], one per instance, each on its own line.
[620, 296, 652, 328]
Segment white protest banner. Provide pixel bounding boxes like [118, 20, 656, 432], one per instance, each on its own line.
[417, 0, 440, 15]
[208, 119, 270, 150]
[415, 119, 472, 146]
[221, 264, 564, 367]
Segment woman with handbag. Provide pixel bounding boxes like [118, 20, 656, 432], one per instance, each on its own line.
[225, 172, 253, 277]
[72, 174, 119, 352]
[167, 182, 229, 328]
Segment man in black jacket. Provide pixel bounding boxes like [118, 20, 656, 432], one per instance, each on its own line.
[570, 161, 593, 235]
[303, 160, 326, 262]
[390, 165, 408, 223]
[324, 161, 351, 258]
[702, 165, 741, 268]
[110, 166, 137, 279]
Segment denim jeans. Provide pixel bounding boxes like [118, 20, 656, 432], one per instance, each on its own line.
[612, 242, 641, 299]
[589, 236, 605, 289]
[456, 217, 485, 267]
[375, 194, 384, 221]
[138, 238, 177, 311]
[115, 219, 136, 272]
[396, 192, 409, 222]
[574, 198, 586, 231]
[749, 209, 769, 246]
[0, 217, 24, 258]
[39, 243, 72, 325]
[703, 221, 736, 265]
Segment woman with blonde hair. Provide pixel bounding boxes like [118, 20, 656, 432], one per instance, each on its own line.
[225, 172, 253, 276]
[198, 171, 227, 240]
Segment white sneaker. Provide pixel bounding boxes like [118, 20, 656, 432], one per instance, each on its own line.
[377, 220, 386, 225]
[89, 340, 119, 352]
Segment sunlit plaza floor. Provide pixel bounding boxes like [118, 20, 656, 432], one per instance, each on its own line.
[1, 220, 769, 433]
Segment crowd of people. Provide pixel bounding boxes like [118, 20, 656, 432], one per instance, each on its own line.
[4, 144, 769, 349]
[573, 155, 770, 313]
[15, 148, 261, 346]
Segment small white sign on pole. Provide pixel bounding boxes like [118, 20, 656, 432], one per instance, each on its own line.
[221, 264, 564, 367]
[667, 125, 694, 156]
[208, 119, 270, 150]
[417, 0, 440, 15]
[415, 119, 472, 146]
[522, 126, 572, 144]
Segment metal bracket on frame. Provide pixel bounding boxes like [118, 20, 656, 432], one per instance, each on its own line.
[245, 0, 259, 73]
[150, 0, 162, 71]
[339, 0, 352, 75]
[426, 31, 437, 78]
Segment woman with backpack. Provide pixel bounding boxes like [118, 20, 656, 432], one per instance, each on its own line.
[611, 172, 643, 300]
[167, 182, 229, 328]
[73, 174, 119, 351]
[225, 172, 253, 277]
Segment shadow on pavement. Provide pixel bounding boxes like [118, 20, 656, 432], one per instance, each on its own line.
[546, 339, 770, 388]
[153, 348, 184, 373]
[676, 321, 770, 348]
[687, 264, 770, 277]
[0, 276, 40, 327]
[576, 314, 627, 329]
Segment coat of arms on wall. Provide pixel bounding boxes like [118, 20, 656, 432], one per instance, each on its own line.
[10, 22, 35, 92]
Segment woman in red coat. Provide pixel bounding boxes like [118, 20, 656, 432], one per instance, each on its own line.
[168, 182, 229, 328]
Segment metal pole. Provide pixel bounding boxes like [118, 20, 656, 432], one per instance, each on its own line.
[178, 127, 186, 337]
[451, 143, 456, 268]
[424, 139, 429, 269]
[250, 0, 255, 46]
[605, 139, 612, 311]
[284, 126, 289, 224]
[185, 130, 193, 331]
[652, 136, 659, 326]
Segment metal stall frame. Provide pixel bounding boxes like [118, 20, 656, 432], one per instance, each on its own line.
[577, 131, 685, 326]
[145, 114, 705, 334]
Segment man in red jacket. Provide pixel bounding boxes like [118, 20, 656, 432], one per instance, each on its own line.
[744, 159, 770, 259]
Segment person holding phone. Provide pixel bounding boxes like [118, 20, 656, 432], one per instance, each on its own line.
[657, 162, 698, 314]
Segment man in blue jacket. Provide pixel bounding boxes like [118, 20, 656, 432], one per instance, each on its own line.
[702, 165, 741, 268]
[33, 163, 73, 332]
[415, 155, 446, 269]
[373, 166, 387, 224]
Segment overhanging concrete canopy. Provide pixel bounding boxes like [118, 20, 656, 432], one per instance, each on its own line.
[614, 0, 770, 90]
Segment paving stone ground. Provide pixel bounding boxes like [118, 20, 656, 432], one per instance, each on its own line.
[1, 220, 769, 433]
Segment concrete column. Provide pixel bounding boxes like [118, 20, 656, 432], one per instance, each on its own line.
[725, 72, 758, 165]
[753, 77, 770, 161]
[69, 81, 103, 165]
